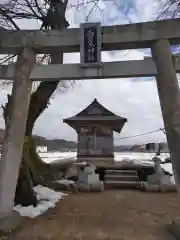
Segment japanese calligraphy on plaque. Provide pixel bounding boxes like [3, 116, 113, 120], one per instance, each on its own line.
[80, 22, 101, 66]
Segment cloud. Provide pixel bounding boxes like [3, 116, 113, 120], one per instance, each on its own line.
[0, 0, 175, 145]
[34, 48, 166, 145]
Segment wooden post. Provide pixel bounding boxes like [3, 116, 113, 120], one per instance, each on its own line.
[151, 39, 180, 191]
[0, 34, 36, 220]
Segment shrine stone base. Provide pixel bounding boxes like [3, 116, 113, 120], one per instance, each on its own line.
[77, 157, 114, 166]
[0, 211, 21, 233]
[169, 217, 180, 239]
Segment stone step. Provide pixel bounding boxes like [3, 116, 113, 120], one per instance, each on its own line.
[105, 174, 139, 181]
[105, 169, 137, 176]
[104, 180, 141, 189]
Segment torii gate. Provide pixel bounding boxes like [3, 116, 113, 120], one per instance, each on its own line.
[0, 18, 180, 225]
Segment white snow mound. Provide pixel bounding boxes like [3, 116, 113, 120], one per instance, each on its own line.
[55, 179, 74, 185]
[13, 185, 67, 218]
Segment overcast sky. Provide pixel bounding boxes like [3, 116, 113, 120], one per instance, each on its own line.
[0, 0, 178, 145]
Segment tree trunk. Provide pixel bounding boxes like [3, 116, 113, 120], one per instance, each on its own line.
[15, 137, 38, 207]
[14, 136, 55, 206]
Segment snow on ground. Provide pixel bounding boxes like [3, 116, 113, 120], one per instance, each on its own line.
[40, 150, 173, 179]
[14, 185, 67, 218]
[161, 163, 175, 183]
[40, 151, 170, 164]
[39, 151, 76, 163]
[55, 179, 74, 185]
[114, 152, 170, 165]
[40, 151, 172, 174]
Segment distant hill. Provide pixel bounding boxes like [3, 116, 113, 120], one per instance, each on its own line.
[33, 135, 77, 151]
[0, 128, 168, 152]
[0, 128, 77, 151]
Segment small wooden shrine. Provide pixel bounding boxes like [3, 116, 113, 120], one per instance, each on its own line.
[63, 99, 127, 165]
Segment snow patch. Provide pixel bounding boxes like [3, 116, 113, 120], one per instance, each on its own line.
[55, 179, 74, 185]
[13, 185, 67, 218]
[40, 151, 76, 163]
[160, 163, 175, 184]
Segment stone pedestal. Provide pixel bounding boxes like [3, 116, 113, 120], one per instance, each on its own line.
[77, 181, 104, 192]
[148, 173, 173, 186]
[0, 211, 21, 233]
[78, 172, 99, 184]
[141, 156, 176, 192]
[170, 217, 180, 239]
[77, 165, 104, 192]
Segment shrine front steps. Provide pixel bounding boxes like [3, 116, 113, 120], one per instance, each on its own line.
[104, 169, 141, 189]
[105, 169, 138, 176]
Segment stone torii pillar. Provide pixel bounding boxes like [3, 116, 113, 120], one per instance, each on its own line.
[151, 39, 180, 239]
[0, 34, 35, 230]
[151, 39, 180, 191]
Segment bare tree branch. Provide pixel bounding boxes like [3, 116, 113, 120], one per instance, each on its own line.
[157, 0, 180, 19]
[0, 0, 125, 89]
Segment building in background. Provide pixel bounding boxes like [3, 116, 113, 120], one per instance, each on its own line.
[36, 146, 47, 153]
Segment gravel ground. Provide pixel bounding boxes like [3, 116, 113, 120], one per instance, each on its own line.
[11, 190, 180, 240]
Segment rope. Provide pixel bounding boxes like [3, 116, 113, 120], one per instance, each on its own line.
[114, 127, 165, 140]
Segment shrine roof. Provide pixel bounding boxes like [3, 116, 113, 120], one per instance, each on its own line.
[64, 98, 127, 120]
[63, 99, 127, 132]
